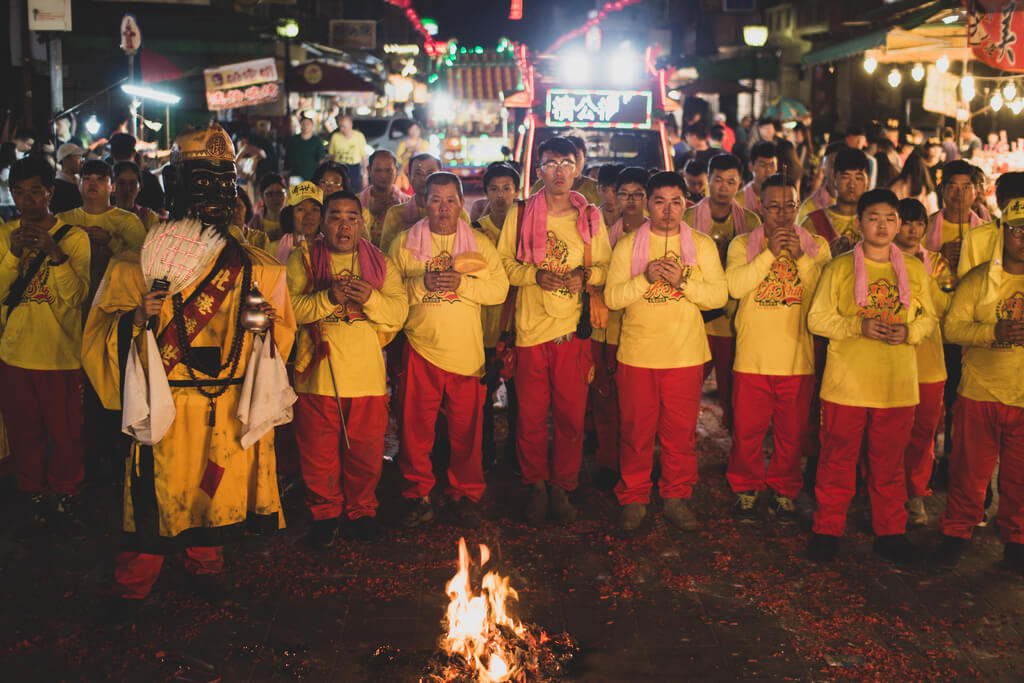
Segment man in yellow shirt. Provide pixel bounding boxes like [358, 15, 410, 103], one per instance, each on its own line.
[381, 154, 471, 253]
[926, 160, 984, 275]
[936, 208, 1024, 571]
[959, 172, 1024, 277]
[58, 159, 146, 310]
[287, 190, 408, 547]
[327, 115, 368, 192]
[0, 157, 90, 534]
[725, 174, 830, 524]
[359, 150, 405, 248]
[475, 163, 520, 468]
[894, 198, 955, 526]
[802, 148, 870, 256]
[113, 161, 160, 232]
[604, 171, 727, 531]
[528, 135, 601, 206]
[390, 172, 509, 529]
[684, 153, 761, 430]
[498, 136, 611, 525]
[596, 163, 625, 230]
[797, 141, 844, 223]
[806, 189, 937, 564]
[737, 141, 777, 218]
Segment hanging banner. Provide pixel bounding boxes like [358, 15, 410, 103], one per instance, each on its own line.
[966, 0, 1024, 72]
[204, 58, 280, 111]
[923, 66, 960, 118]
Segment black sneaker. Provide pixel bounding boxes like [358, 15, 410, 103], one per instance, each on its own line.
[398, 497, 434, 529]
[768, 493, 799, 525]
[100, 597, 141, 630]
[525, 482, 547, 526]
[310, 517, 340, 548]
[55, 494, 89, 539]
[187, 572, 232, 605]
[454, 497, 483, 529]
[873, 534, 918, 565]
[732, 491, 758, 523]
[1005, 542, 1024, 573]
[806, 533, 839, 562]
[593, 468, 619, 492]
[342, 515, 380, 542]
[549, 485, 578, 524]
[933, 534, 969, 570]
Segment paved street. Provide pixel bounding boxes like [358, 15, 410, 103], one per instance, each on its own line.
[2, 381, 1022, 682]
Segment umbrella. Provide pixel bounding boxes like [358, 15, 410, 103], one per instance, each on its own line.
[762, 96, 808, 121]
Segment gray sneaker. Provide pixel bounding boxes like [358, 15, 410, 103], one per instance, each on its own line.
[663, 497, 699, 531]
[399, 496, 434, 529]
[907, 496, 928, 527]
[618, 503, 647, 531]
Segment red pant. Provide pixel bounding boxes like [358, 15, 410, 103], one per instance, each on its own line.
[590, 340, 619, 471]
[515, 335, 593, 491]
[905, 382, 944, 498]
[727, 373, 815, 498]
[399, 345, 485, 502]
[0, 361, 85, 495]
[113, 547, 223, 599]
[294, 392, 388, 520]
[813, 400, 915, 536]
[704, 335, 735, 428]
[940, 397, 1024, 543]
[615, 363, 703, 504]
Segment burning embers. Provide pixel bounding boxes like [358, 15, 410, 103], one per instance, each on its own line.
[424, 538, 579, 682]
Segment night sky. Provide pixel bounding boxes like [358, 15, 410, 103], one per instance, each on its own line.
[415, 0, 599, 52]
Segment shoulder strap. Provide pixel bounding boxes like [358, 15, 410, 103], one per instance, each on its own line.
[4, 223, 74, 317]
[808, 209, 837, 243]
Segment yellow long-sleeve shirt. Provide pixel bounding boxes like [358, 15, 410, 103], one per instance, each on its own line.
[0, 219, 90, 370]
[914, 250, 954, 384]
[58, 207, 145, 308]
[475, 214, 505, 348]
[380, 201, 471, 255]
[726, 233, 831, 376]
[807, 251, 937, 408]
[498, 203, 612, 348]
[797, 193, 834, 224]
[801, 207, 861, 244]
[389, 228, 509, 377]
[287, 250, 408, 398]
[682, 205, 761, 337]
[605, 229, 728, 369]
[958, 221, 1001, 277]
[943, 262, 1024, 408]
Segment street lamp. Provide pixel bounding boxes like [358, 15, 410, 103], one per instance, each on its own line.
[277, 20, 300, 118]
[122, 83, 180, 104]
[743, 25, 768, 120]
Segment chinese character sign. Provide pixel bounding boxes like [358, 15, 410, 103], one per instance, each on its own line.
[967, 0, 1024, 72]
[545, 89, 653, 128]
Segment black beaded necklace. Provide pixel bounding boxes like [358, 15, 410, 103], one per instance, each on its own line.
[170, 239, 253, 425]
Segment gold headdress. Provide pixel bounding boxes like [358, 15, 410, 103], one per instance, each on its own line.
[171, 123, 235, 165]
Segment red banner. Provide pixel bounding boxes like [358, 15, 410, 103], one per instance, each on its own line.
[967, 0, 1024, 72]
[509, 0, 523, 20]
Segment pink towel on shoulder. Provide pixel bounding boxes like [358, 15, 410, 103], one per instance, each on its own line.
[629, 220, 698, 278]
[516, 189, 598, 265]
[405, 217, 476, 263]
[401, 195, 422, 228]
[925, 209, 982, 252]
[853, 242, 911, 309]
[690, 197, 752, 237]
[307, 235, 386, 290]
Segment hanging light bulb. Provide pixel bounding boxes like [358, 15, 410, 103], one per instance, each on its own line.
[1010, 98, 1024, 115]
[936, 54, 950, 73]
[991, 91, 1004, 111]
[962, 75, 976, 101]
[1004, 82, 1018, 102]
[864, 55, 878, 74]
[911, 63, 925, 82]
[887, 68, 902, 88]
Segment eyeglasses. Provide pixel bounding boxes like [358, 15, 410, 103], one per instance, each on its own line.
[539, 159, 576, 173]
[319, 181, 345, 190]
[263, 189, 287, 197]
[616, 192, 645, 202]
[762, 202, 798, 214]
[1007, 224, 1024, 240]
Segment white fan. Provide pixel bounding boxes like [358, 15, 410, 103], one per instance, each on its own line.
[141, 218, 226, 294]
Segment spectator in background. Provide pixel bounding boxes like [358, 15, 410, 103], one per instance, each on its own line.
[775, 139, 804, 196]
[328, 115, 368, 193]
[874, 138, 901, 189]
[285, 117, 326, 185]
[845, 126, 877, 189]
[108, 133, 164, 213]
[960, 125, 982, 160]
[941, 127, 960, 163]
[756, 118, 779, 144]
[970, 165, 993, 222]
[596, 163, 626, 229]
[713, 113, 735, 153]
[396, 121, 430, 172]
[681, 122, 716, 174]
[922, 139, 944, 188]
[740, 141, 778, 218]
[51, 143, 85, 214]
[682, 158, 707, 205]
[361, 150, 405, 248]
[889, 150, 938, 215]
[249, 173, 288, 241]
[112, 161, 159, 231]
[53, 115, 83, 152]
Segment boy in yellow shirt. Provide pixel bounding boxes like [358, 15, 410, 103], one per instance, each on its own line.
[806, 189, 937, 564]
[894, 199, 955, 526]
[498, 136, 611, 525]
[959, 172, 1024, 277]
[605, 172, 727, 531]
[391, 172, 509, 529]
[926, 160, 984, 275]
[287, 191, 408, 547]
[797, 141, 843, 223]
[725, 174, 830, 523]
[359, 150, 405, 248]
[685, 153, 761, 430]
[936, 208, 1024, 571]
[0, 157, 90, 533]
[801, 148, 870, 256]
[737, 141, 777, 218]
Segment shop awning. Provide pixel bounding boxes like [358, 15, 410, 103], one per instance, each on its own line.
[673, 55, 780, 82]
[287, 61, 380, 94]
[801, 0, 960, 66]
[436, 52, 520, 102]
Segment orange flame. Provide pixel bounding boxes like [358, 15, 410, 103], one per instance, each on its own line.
[443, 537, 525, 682]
